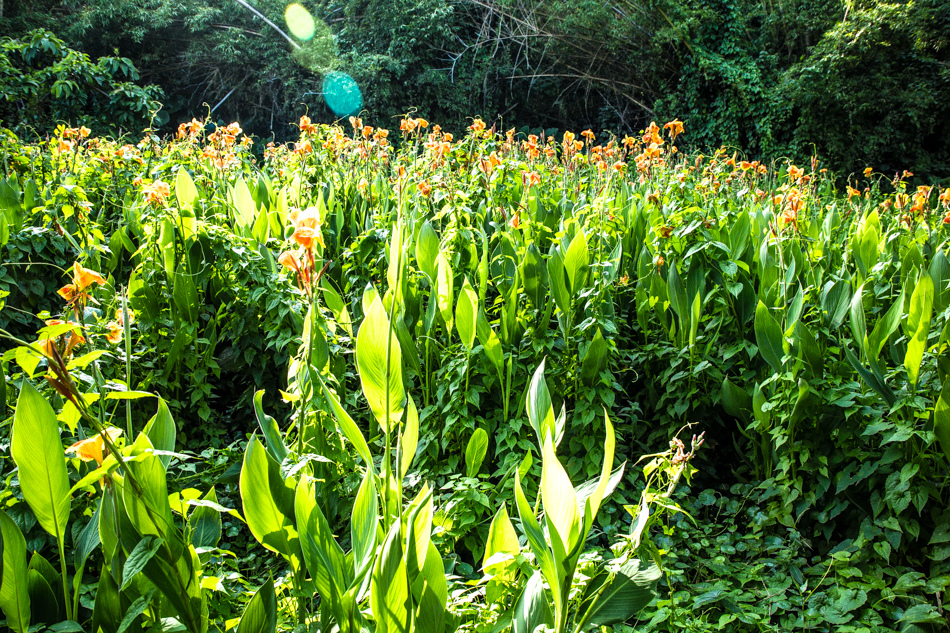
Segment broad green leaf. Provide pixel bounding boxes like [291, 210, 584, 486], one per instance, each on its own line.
[116, 590, 155, 633]
[754, 301, 784, 373]
[316, 373, 373, 468]
[371, 522, 411, 633]
[121, 535, 163, 591]
[351, 469, 378, 576]
[546, 244, 570, 317]
[868, 292, 904, 361]
[401, 397, 419, 480]
[143, 397, 177, 469]
[236, 575, 277, 633]
[905, 272, 934, 390]
[12, 381, 70, 541]
[667, 262, 689, 326]
[456, 277, 478, 351]
[176, 168, 199, 210]
[26, 569, 58, 625]
[240, 435, 299, 559]
[821, 280, 852, 330]
[92, 565, 121, 633]
[415, 221, 439, 282]
[541, 431, 578, 553]
[526, 360, 557, 449]
[483, 504, 520, 572]
[580, 328, 608, 386]
[190, 487, 222, 549]
[232, 177, 257, 228]
[850, 283, 868, 356]
[465, 428, 489, 478]
[253, 390, 288, 465]
[564, 228, 589, 294]
[173, 267, 199, 323]
[720, 378, 752, 423]
[296, 477, 346, 622]
[0, 509, 30, 633]
[387, 220, 403, 295]
[583, 412, 616, 533]
[794, 322, 823, 379]
[475, 308, 504, 384]
[436, 252, 455, 337]
[934, 376, 950, 464]
[580, 559, 662, 627]
[512, 570, 552, 633]
[27, 553, 61, 620]
[356, 295, 405, 433]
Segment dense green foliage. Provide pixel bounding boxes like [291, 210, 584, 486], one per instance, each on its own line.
[2, 0, 948, 177]
[1, 117, 950, 630]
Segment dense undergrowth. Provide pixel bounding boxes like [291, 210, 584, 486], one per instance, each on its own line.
[0, 117, 949, 631]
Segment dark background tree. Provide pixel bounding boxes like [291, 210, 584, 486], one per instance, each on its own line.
[1, 0, 948, 178]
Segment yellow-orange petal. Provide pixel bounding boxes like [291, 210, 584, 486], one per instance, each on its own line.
[73, 263, 107, 291]
[66, 437, 103, 464]
[293, 227, 316, 248]
[57, 284, 78, 302]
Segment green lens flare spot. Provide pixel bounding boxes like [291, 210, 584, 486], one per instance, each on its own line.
[284, 3, 316, 41]
[323, 71, 362, 118]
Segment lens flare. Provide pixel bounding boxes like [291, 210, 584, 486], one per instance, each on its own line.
[284, 3, 316, 41]
[323, 71, 363, 118]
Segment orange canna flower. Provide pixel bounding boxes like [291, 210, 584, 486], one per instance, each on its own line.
[295, 207, 320, 229]
[663, 119, 684, 141]
[293, 226, 318, 249]
[278, 250, 302, 272]
[417, 180, 432, 196]
[864, 167, 873, 178]
[66, 427, 124, 466]
[73, 262, 107, 291]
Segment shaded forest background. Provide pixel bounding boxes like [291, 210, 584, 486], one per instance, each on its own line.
[2, 0, 949, 179]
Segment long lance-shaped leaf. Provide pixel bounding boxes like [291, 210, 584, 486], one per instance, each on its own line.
[0, 509, 30, 633]
[296, 476, 346, 624]
[371, 522, 411, 633]
[513, 469, 562, 616]
[236, 575, 277, 633]
[240, 435, 300, 560]
[436, 252, 454, 337]
[541, 431, 579, 554]
[316, 373, 373, 469]
[456, 277, 478, 352]
[905, 271, 934, 390]
[400, 396, 419, 481]
[526, 360, 558, 450]
[11, 381, 71, 541]
[754, 301, 785, 373]
[583, 412, 616, 537]
[351, 468, 378, 577]
[356, 294, 405, 434]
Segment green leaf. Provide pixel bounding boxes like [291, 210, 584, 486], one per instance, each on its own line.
[12, 381, 70, 541]
[26, 569, 58, 625]
[512, 570, 552, 633]
[905, 271, 934, 390]
[850, 283, 868, 356]
[934, 376, 950, 464]
[371, 522, 411, 633]
[415, 221, 440, 282]
[564, 229, 589, 295]
[400, 396, 419, 481]
[253, 390, 288, 466]
[581, 559, 662, 626]
[143, 397, 177, 470]
[868, 292, 904, 361]
[115, 590, 155, 633]
[0, 509, 30, 633]
[190, 487, 222, 549]
[92, 565, 121, 633]
[754, 301, 784, 373]
[351, 468, 378, 577]
[483, 504, 520, 573]
[580, 328, 608, 386]
[316, 373, 373, 469]
[122, 536, 163, 591]
[296, 477, 346, 623]
[720, 378, 752, 423]
[475, 308, 504, 384]
[356, 295, 405, 434]
[527, 360, 557, 449]
[173, 267, 199, 323]
[436, 252, 455, 338]
[232, 177, 257, 228]
[240, 435, 299, 560]
[175, 168, 199, 210]
[546, 244, 570, 317]
[236, 575, 277, 633]
[541, 431, 579, 554]
[465, 428, 489, 478]
[456, 277, 478, 352]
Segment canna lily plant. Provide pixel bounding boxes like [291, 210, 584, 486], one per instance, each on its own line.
[480, 362, 664, 633]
